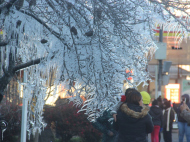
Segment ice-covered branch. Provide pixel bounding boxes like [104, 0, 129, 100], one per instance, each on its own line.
[13, 57, 45, 72]
[0, 0, 16, 9]
[0, 51, 15, 101]
[0, 42, 8, 46]
[19, 10, 64, 41]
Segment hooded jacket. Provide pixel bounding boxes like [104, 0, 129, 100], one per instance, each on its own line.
[173, 94, 190, 122]
[149, 106, 163, 127]
[114, 103, 153, 142]
[92, 110, 117, 142]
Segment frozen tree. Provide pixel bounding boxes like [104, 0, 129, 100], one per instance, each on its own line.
[0, 0, 190, 136]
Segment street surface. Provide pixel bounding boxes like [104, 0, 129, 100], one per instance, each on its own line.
[148, 129, 187, 142]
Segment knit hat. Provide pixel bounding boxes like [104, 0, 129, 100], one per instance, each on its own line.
[140, 91, 151, 105]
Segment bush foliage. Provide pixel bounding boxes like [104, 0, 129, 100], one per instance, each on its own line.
[0, 100, 22, 142]
[0, 99, 102, 142]
[43, 101, 102, 142]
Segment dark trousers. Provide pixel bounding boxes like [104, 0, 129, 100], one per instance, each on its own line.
[163, 128, 172, 142]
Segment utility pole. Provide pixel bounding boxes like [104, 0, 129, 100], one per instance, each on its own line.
[155, 25, 166, 99]
[158, 26, 163, 97]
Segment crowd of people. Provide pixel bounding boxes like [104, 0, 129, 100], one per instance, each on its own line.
[92, 88, 190, 142]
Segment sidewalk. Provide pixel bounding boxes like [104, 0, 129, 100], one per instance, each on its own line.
[148, 129, 187, 142]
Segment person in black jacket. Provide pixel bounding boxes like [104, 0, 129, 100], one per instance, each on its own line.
[163, 100, 175, 142]
[149, 99, 163, 142]
[114, 89, 153, 142]
[173, 94, 190, 142]
[157, 96, 165, 142]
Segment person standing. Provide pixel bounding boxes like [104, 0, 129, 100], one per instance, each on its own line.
[92, 109, 117, 142]
[180, 101, 190, 123]
[140, 91, 151, 141]
[162, 100, 175, 142]
[149, 99, 163, 142]
[114, 89, 153, 142]
[157, 96, 165, 142]
[111, 88, 139, 122]
[140, 91, 151, 106]
[173, 94, 190, 142]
